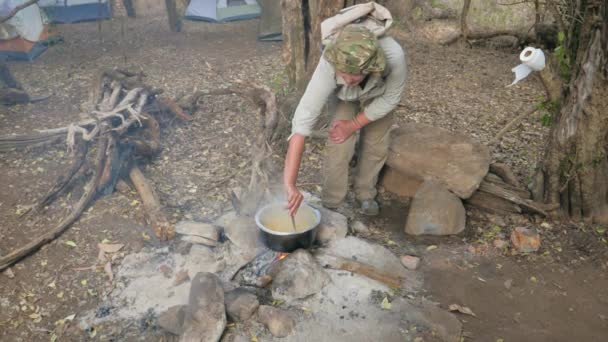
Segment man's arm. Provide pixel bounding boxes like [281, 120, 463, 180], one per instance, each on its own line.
[284, 57, 337, 215]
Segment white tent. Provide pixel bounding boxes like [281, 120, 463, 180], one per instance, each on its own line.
[186, 0, 261, 23]
[0, 0, 54, 61]
[38, 0, 111, 23]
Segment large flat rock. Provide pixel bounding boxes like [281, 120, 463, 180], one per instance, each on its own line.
[386, 124, 490, 199]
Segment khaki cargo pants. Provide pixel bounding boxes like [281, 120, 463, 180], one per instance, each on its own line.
[321, 96, 393, 208]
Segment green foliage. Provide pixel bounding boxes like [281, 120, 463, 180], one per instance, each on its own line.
[553, 31, 571, 80]
[537, 99, 558, 127]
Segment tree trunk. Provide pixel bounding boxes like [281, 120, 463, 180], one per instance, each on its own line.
[460, 0, 472, 42]
[281, 0, 307, 90]
[281, 0, 345, 91]
[165, 0, 181, 32]
[542, 1, 608, 223]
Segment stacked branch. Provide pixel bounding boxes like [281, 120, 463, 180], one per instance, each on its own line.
[0, 69, 190, 271]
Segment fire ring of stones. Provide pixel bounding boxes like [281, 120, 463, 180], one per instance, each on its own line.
[79, 208, 462, 341]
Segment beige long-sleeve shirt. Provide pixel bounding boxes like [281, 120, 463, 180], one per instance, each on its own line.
[291, 36, 407, 137]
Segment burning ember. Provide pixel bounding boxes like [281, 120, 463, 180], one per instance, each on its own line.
[276, 252, 290, 261]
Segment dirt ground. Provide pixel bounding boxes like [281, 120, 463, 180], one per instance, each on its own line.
[1, 17, 607, 341]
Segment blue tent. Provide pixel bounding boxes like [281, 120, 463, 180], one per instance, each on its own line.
[38, 0, 111, 24]
[185, 0, 261, 23]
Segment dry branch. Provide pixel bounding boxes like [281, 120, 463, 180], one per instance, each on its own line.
[128, 166, 174, 241]
[314, 252, 403, 289]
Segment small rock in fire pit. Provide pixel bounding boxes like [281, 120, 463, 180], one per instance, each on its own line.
[351, 220, 370, 235]
[158, 305, 186, 335]
[400, 255, 421, 270]
[181, 272, 226, 342]
[316, 207, 348, 245]
[175, 220, 220, 247]
[225, 288, 260, 322]
[270, 249, 330, 302]
[257, 305, 295, 338]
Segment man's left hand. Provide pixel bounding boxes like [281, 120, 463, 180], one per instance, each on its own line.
[329, 120, 358, 144]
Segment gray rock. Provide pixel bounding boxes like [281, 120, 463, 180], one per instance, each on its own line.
[180, 273, 226, 342]
[351, 221, 370, 235]
[186, 245, 226, 274]
[270, 249, 330, 302]
[387, 124, 490, 199]
[175, 221, 219, 247]
[257, 305, 295, 338]
[316, 207, 348, 245]
[158, 305, 186, 335]
[225, 288, 260, 322]
[223, 216, 264, 260]
[405, 181, 466, 236]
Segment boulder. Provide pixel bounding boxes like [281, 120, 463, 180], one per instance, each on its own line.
[180, 273, 226, 342]
[405, 181, 466, 236]
[270, 249, 330, 302]
[225, 288, 260, 322]
[223, 216, 263, 260]
[400, 255, 421, 270]
[316, 207, 348, 245]
[381, 166, 424, 197]
[257, 305, 295, 338]
[386, 124, 490, 199]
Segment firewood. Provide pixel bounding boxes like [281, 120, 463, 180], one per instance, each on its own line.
[314, 252, 403, 289]
[128, 166, 175, 241]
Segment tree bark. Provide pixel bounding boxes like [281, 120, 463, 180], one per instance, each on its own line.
[165, 0, 181, 32]
[281, 0, 307, 90]
[542, 1, 608, 223]
[460, 0, 472, 42]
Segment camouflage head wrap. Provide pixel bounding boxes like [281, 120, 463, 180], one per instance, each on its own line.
[324, 25, 385, 75]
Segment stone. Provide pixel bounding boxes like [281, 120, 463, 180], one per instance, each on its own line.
[400, 255, 420, 270]
[225, 288, 259, 322]
[405, 181, 466, 236]
[504, 278, 513, 290]
[180, 273, 226, 342]
[316, 207, 348, 245]
[257, 305, 295, 338]
[186, 245, 226, 274]
[175, 221, 219, 247]
[158, 305, 186, 335]
[387, 124, 490, 199]
[380, 166, 424, 197]
[223, 216, 264, 260]
[351, 220, 370, 235]
[270, 249, 330, 302]
[510, 227, 540, 253]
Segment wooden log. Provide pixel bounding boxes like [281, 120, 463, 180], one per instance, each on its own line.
[314, 252, 403, 289]
[29, 140, 89, 214]
[477, 181, 547, 216]
[128, 165, 174, 241]
[465, 190, 522, 215]
[156, 97, 193, 121]
[489, 163, 524, 189]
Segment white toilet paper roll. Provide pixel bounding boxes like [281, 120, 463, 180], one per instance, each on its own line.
[509, 47, 546, 86]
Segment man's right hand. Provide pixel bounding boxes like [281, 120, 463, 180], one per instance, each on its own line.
[286, 184, 303, 217]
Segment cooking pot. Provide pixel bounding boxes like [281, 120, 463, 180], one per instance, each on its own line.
[255, 202, 321, 252]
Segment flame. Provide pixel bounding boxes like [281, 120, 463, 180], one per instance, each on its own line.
[277, 252, 289, 261]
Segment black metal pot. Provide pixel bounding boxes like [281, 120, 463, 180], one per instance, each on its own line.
[255, 203, 321, 253]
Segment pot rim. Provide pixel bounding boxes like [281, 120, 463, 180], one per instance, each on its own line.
[255, 202, 321, 236]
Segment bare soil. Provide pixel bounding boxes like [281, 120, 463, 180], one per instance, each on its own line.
[1, 17, 607, 341]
